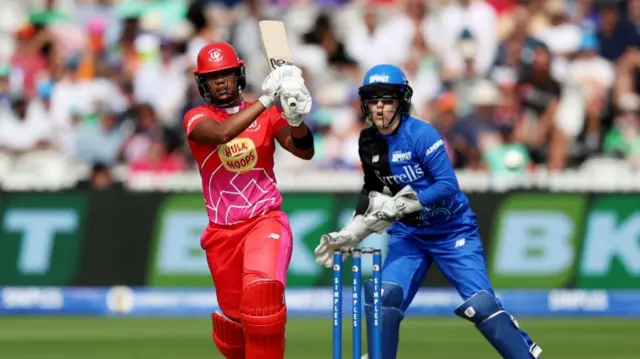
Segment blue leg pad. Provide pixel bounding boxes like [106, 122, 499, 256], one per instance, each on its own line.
[364, 281, 404, 359]
[455, 290, 542, 359]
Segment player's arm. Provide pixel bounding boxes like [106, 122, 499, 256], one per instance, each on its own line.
[367, 125, 459, 223]
[314, 134, 388, 268]
[189, 102, 271, 145]
[275, 122, 314, 160]
[355, 156, 385, 215]
[415, 126, 460, 206]
[274, 71, 315, 159]
[186, 65, 290, 145]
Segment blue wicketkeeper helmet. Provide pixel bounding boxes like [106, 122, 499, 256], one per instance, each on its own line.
[359, 64, 413, 128]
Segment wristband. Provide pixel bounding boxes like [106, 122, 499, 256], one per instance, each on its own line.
[292, 130, 314, 149]
[284, 113, 303, 127]
[258, 95, 274, 108]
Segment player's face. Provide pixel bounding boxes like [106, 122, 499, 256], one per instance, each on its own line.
[365, 93, 400, 129]
[204, 69, 239, 103]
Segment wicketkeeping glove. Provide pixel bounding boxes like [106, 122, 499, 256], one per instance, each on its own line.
[315, 192, 394, 268]
[314, 214, 370, 268]
[364, 185, 423, 226]
[363, 191, 394, 233]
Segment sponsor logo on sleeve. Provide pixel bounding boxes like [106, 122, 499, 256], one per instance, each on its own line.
[425, 139, 443, 156]
[186, 113, 205, 133]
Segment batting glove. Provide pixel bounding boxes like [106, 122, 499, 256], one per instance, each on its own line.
[280, 78, 312, 127]
[259, 64, 304, 108]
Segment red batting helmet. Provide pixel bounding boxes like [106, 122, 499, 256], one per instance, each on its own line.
[194, 42, 247, 104]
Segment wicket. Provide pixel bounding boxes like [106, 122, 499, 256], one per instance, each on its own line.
[332, 247, 382, 359]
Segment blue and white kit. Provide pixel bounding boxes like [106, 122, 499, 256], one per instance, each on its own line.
[353, 64, 542, 359]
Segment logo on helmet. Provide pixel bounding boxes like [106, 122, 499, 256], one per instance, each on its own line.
[208, 48, 223, 62]
[368, 75, 389, 83]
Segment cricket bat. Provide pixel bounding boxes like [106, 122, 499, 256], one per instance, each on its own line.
[258, 20, 298, 109]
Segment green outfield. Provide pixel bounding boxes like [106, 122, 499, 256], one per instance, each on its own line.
[0, 317, 637, 358]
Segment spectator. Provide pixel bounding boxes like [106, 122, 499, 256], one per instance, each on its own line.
[0, 65, 12, 110]
[49, 54, 103, 155]
[122, 103, 182, 165]
[449, 28, 484, 117]
[133, 37, 187, 126]
[345, 7, 389, 71]
[9, 24, 48, 98]
[561, 33, 615, 153]
[0, 0, 638, 185]
[436, 0, 499, 80]
[458, 80, 512, 171]
[533, 0, 582, 80]
[431, 91, 470, 169]
[129, 135, 184, 174]
[596, 1, 640, 63]
[302, 13, 357, 69]
[569, 0, 598, 33]
[76, 162, 123, 190]
[630, 0, 640, 34]
[185, 0, 220, 65]
[603, 92, 640, 168]
[0, 96, 52, 155]
[75, 107, 130, 166]
[516, 45, 562, 168]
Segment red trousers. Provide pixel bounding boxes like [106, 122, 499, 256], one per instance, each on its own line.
[201, 208, 293, 319]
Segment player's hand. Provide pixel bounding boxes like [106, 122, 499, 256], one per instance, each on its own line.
[314, 215, 370, 268]
[259, 65, 303, 108]
[260, 69, 281, 107]
[314, 232, 353, 268]
[363, 191, 393, 233]
[280, 77, 312, 127]
[369, 185, 423, 221]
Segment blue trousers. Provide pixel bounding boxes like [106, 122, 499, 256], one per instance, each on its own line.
[382, 222, 534, 346]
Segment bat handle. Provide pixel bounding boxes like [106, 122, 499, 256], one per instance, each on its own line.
[286, 97, 298, 109]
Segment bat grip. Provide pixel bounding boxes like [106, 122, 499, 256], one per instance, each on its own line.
[286, 97, 298, 108]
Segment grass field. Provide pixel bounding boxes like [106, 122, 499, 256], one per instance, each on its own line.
[0, 317, 638, 358]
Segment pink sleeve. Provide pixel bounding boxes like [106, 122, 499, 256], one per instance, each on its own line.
[183, 107, 212, 137]
[269, 106, 288, 136]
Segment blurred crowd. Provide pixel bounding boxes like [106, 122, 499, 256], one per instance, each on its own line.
[0, 0, 639, 189]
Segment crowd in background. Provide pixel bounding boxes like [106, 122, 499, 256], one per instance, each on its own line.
[0, 0, 639, 189]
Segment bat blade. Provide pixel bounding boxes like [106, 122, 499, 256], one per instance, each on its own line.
[259, 20, 294, 70]
[258, 20, 298, 109]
